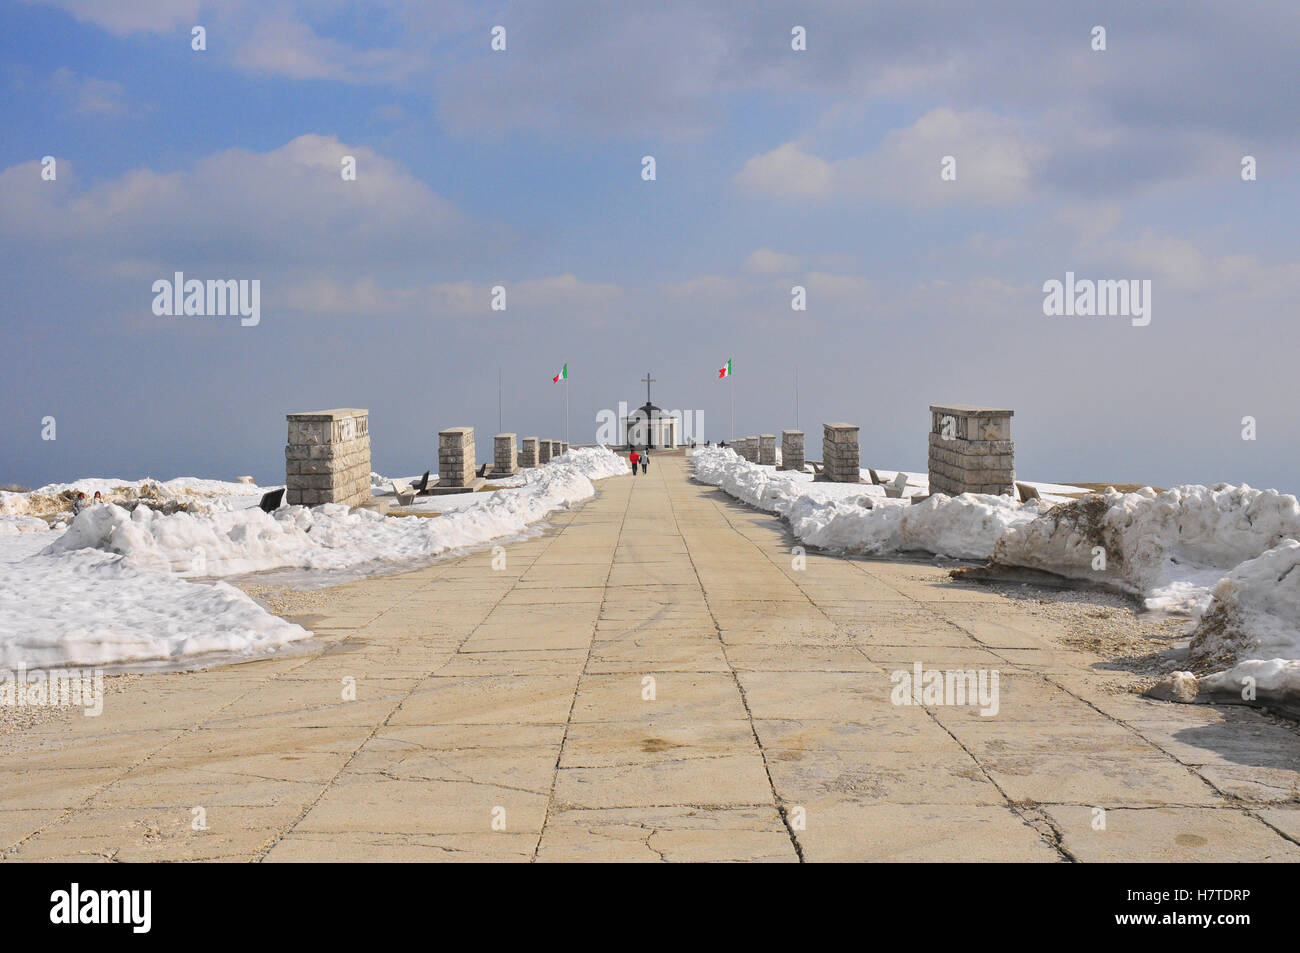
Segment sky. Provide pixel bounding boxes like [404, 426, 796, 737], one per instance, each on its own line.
[2, 0, 1298, 492]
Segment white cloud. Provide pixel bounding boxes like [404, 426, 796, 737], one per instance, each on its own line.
[743, 248, 801, 274]
[51, 68, 129, 117]
[233, 16, 413, 84]
[736, 108, 1039, 206]
[0, 134, 484, 271]
[735, 143, 835, 201]
[26, 0, 201, 34]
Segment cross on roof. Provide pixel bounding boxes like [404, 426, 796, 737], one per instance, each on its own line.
[641, 371, 656, 405]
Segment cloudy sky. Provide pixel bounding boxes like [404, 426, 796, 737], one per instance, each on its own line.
[2, 0, 1298, 491]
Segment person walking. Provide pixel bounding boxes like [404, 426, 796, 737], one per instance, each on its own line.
[640, 448, 650, 474]
[629, 448, 640, 476]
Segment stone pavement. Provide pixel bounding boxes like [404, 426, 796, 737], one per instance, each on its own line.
[3, 452, 1300, 862]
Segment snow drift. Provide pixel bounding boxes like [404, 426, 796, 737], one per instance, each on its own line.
[3, 447, 627, 670]
[692, 445, 1043, 559]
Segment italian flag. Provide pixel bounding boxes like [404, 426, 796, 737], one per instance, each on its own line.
[718, 359, 732, 379]
[552, 363, 567, 383]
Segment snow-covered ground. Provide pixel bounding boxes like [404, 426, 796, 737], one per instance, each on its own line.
[693, 447, 1048, 559]
[691, 446, 1300, 708]
[0, 475, 266, 520]
[0, 447, 627, 671]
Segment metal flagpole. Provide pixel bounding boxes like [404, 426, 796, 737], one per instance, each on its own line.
[795, 366, 799, 429]
[564, 378, 569, 445]
[498, 366, 502, 434]
[730, 376, 734, 441]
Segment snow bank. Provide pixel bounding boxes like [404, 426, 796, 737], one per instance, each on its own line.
[4, 447, 627, 670]
[1162, 541, 1300, 703]
[992, 483, 1300, 614]
[44, 447, 628, 578]
[0, 475, 265, 518]
[0, 549, 309, 669]
[0, 515, 51, 535]
[692, 446, 1041, 559]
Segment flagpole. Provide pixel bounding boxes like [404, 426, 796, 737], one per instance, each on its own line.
[794, 365, 799, 429]
[498, 366, 502, 434]
[730, 376, 734, 441]
[564, 377, 569, 445]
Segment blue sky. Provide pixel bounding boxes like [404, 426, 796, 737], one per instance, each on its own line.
[2, 0, 1298, 492]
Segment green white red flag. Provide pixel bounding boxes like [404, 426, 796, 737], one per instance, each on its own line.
[553, 363, 568, 382]
[718, 359, 732, 379]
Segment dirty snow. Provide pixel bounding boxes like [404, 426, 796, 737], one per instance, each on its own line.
[2, 447, 627, 671]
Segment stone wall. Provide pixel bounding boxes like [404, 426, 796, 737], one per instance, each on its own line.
[492, 433, 518, 477]
[779, 430, 805, 471]
[520, 437, 538, 468]
[285, 408, 371, 507]
[438, 427, 476, 487]
[822, 423, 861, 483]
[538, 439, 552, 464]
[758, 434, 776, 466]
[928, 405, 1015, 496]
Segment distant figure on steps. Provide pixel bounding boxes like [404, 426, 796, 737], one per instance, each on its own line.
[629, 449, 640, 476]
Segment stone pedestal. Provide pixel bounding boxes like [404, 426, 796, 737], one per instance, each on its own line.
[437, 427, 476, 487]
[822, 423, 861, 483]
[779, 430, 804, 471]
[561, 442, 569, 455]
[538, 439, 553, 464]
[928, 405, 1015, 496]
[285, 409, 371, 507]
[520, 437, 538, 468]
[550, 440, 563, 460]
[758, 434, 777, 466]
[492, 433, 518, 477]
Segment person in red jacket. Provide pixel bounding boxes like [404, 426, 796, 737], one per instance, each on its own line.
[629, 449, 640, 476]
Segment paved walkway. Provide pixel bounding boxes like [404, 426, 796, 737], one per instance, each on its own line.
[3, 452, 1300, 861]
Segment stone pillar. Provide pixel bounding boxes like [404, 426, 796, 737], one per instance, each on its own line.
[437, 427, 476, 487]
[538, 439, 553, 464]
[551, 440, 563, 460]
[928, 405, 1015, 496]
[758, 434, 777, 466]
[285, 408, 371, 507]
[779, 430, 804, 471]
[492, 434, 518, 477]
[520, 437, 538, 468]
[822, 423, 861, 483]
[561, 442, 569, 455]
